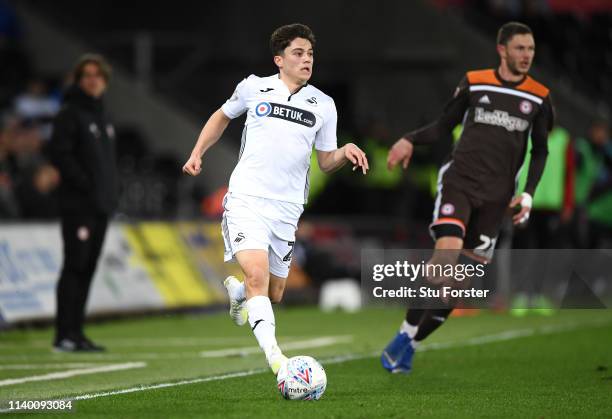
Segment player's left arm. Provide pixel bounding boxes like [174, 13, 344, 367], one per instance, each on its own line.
[316, 143, 369, 174]
[510, 94, 555, 225]
[314, 99, 369, 174]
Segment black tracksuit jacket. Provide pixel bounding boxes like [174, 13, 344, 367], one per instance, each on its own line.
[49, 86, 118, 215]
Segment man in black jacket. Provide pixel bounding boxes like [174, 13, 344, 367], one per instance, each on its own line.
[49, 54, 117, 352]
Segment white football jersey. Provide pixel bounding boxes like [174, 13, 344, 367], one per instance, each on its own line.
[221, 74, 338, 205]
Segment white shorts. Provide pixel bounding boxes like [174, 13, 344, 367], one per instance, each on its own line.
[221, 193, 302, 278]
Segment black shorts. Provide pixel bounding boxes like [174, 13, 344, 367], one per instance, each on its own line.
[429, 178, 508, 260]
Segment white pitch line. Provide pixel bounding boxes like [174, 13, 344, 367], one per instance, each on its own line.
[0, 335, 317, 349]
[70, 353, 364, 403]
[0, 362, 146, 387]
[98, 335, 317, 347]
[199, 336, 353, 358]
[419, 318, 612, 352]
[41, 318, 611, 405]
[71, 369, 267, 401]
[420, 329, 534, 351]
[0, 336, 354, 362]
[0, 351, 203, 362]
[0, 363, 100, 370]
[0, 317, 609, 413]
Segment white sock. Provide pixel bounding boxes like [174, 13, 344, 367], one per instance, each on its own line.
[231, 280, 246, 302]
[411, 339, 421, 350]
[246, 296, 278, 358]
[400, 320, 419, 339]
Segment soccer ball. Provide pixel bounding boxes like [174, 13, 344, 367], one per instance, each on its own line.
[276, 356, 327, 400]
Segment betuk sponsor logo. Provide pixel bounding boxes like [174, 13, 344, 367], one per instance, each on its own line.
[255, 102, 315, 127]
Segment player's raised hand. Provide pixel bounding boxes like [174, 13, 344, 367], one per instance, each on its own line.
[182, 154, 202, 176]
[509, 192, 532, 225]
[344, 143, 369, 175]
[387, 138, 414, 170]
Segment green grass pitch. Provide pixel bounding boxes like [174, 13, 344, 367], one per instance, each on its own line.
[1, 308, 611, 418]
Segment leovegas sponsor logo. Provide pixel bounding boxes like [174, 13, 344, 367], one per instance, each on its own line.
[474, 107, 529, 132]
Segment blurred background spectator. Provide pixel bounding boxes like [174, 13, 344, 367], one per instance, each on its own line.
[14, 77, 60, 141]
[574, 119, 612, 248]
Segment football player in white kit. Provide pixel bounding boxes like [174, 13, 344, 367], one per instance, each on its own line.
[182, 23, 368, 375]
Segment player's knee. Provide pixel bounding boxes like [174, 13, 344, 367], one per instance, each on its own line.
[269, 289, 284, 304]
[269, 281, 285, 304]
[425, 243, 464, 288]
[244, 265, 269, 293]
[435, 236, 463, 251]
[268, 273, 287, 303]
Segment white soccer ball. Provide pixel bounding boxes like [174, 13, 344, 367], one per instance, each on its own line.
[276, 356, 327, 400]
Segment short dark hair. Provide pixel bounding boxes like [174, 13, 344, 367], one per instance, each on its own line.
[269, 23, 316, 56]
[497, 22, 533, 45]
[72, 53, 112, 83]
